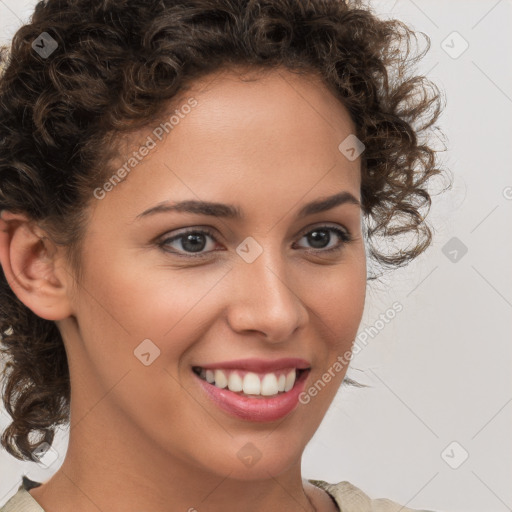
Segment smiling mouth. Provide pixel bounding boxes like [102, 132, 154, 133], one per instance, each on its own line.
[192, 366, 310, 398]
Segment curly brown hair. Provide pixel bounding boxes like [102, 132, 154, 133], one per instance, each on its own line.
[0, 0, 447, 461]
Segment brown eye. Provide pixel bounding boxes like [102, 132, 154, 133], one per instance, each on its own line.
[294, 226, 352, 253]
[157, 225, 352, 259]
[159, 228, 218, 257]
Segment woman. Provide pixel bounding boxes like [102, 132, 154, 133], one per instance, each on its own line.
[0, 0, 445, 510]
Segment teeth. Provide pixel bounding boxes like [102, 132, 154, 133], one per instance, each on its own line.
[277, 374, 286, 392]
[284, 370, 295, 392]
[277, 373, 286, 391]
[228, 371, 243, 392]
[261, 373, 279, 396]
[198, 368, 301, 396]
[214, 369, 228, 389]
[243, 372, 261, 394]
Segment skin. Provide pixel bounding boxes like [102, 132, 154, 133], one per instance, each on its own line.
[0, 67, 366, 512]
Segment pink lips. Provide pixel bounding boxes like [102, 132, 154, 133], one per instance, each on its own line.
[192, 358, 311, 422]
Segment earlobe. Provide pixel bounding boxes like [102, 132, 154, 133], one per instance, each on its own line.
[0, 210, 73, 321]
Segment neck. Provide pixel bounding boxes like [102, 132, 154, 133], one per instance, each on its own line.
[29, 400, 317, 512]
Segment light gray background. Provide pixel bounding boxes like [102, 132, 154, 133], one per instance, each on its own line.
[1, 1, 511, 511]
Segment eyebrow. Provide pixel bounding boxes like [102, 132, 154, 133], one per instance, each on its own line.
[135, 191, 361, 221]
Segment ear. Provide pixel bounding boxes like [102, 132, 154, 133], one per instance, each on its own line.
[0, 210, 73, 321]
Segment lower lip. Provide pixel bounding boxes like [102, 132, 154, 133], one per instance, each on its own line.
[194, 370, 309, 422]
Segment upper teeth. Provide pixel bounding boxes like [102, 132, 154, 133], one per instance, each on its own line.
[199, 368, 297, 396]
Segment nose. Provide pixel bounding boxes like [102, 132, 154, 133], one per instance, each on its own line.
[225, 245, 308, 343]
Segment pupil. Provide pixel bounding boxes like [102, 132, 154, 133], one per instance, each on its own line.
[183, 233, 205, 252]
[309, 230, 329, 249]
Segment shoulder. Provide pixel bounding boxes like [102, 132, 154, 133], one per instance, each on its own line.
[308, 479, 437, 512]
[0, 478, 44, 512]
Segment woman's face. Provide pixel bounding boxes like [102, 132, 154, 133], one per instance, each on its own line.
[61, 67, 367, 480]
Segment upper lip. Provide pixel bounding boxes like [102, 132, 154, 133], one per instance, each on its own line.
[194, 357, 311, 373]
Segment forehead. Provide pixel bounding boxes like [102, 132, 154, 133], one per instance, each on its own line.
[94, 67, 361, 220]
[179, 66, 357, 144]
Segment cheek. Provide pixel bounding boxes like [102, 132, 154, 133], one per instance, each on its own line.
[69, 259, 220, 429]
[303, 259, 366, 340]
[79, 253, 228, 339]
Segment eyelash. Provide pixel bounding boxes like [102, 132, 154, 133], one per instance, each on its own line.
[157, 225, 353, 259]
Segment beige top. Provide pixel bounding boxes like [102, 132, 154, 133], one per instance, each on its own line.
[1, 476, 436, 512]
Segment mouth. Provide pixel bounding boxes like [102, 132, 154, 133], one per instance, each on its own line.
[192, 366, 310, 398]
[191, 363, 311, 422]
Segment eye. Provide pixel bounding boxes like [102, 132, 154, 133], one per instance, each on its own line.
[293, 225, 352, 254]
[158, 228, 219, 257]
[157, 225, 352, 258]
